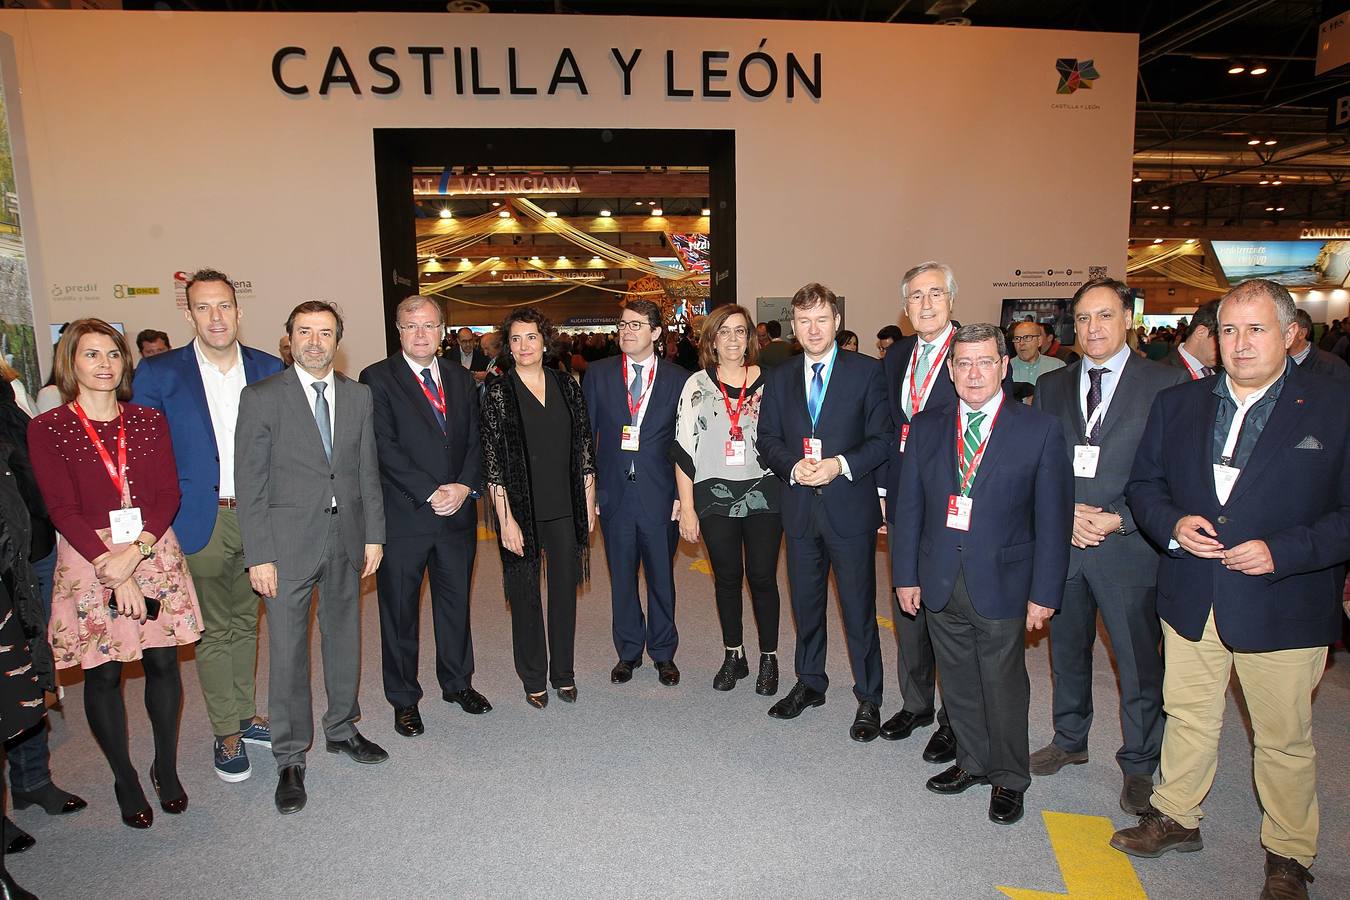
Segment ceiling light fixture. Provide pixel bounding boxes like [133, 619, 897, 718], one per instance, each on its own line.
[1247, 138, 1262, 146]
[599, 209, 612, 217]
[1132, 174, 1142, 183]
[1227, 60, 1246, 75]
[1259, 178, 1271, 185]
[461, 257, 470, 264]
[498, 210, 511, 218]
[1185, 238, 1197, 244]
[530, 255, 541, 261]
[546, 211, 559, 217]
[1263, 139, 1277, 145]
[1151, 205, 1161, 210]
[491, 201, 501, 207]
[652, 208, 664, 216]
[1249, 62, 1269, 75]
[1153, 238, 1164, 244]
[701, 207, 712, 216]
[438, 207, 453, 219]
[591, 256, 601, 262]
[1272, 178, 1283, 185]
[1161, 204, 1171, 210]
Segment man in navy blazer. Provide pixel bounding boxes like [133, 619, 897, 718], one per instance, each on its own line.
[878, 261, 1013, 763]
[359, 295, 489, 739]
[132, 268, 284, 783]
[893, 323, 1071, 825]
[583, 299, 685, 686]
[757, 283, 892, 743]
[1112, 280, 1350, 899]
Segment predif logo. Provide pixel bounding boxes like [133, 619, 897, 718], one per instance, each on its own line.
[1055, 58, 1100, 94]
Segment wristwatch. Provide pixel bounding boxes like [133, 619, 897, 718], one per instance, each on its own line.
[136, 541, 156, 560]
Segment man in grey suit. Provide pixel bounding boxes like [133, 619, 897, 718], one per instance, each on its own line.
[1030, 278, 1188, 816]
[236, 300, 388, 815]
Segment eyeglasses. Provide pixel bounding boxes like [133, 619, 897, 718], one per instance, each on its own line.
[906, 288, 951, 305]
[616, 320, 650, 332]
[1011, 335, 1040, 344]
[716, 326, 749, 339]
[951, 358, 1001, 372]
[397, 322, 444, 334]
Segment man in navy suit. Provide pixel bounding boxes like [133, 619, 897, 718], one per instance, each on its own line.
[583, 299, 684, 686]
[893, 323, 1072, 825]
[359, 296, 489, 739]
[757, 282, 892, 742]
[133, 268, 284, 783]
[1112, 280, 1350, 900]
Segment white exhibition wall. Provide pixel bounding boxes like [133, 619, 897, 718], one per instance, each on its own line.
[1, 10, 1137, 373]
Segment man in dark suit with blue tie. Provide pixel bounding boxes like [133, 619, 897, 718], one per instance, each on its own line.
[893, 323, 1072, 825]
[133, 268, 284, 783]
[582, 299, 685, 686]
[1112, 279, 1350, 900]
[757, 283, 892, 742]
[359, 296, 489, 739]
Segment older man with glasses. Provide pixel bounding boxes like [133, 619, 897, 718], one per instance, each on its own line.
[1009, 320, 1066, 386]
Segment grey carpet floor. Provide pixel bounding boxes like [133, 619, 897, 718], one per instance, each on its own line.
[8, 525, 1349, 899]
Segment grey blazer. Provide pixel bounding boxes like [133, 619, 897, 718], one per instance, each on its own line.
[235, 366, 385, 580]
[1033, 352, 1187, 584]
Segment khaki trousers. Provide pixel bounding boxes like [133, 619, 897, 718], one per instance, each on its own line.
[1152, 609, 1326, 866]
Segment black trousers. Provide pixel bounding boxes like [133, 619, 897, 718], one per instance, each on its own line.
[376, 525, 477, 708]
[927, 569, 1031, 792]
[700, 513, 783, 652]
[507, 516, 578, 693]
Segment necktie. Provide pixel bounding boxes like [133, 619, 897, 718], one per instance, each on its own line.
[420, 368, 446, 431]
[1200, 365, 1215, 378]
[808, 362, 824, 428]
[905, 342, 936, 418]
[629, 363, 644, 425]
[312, 381, 332, 463]
[961, 410, 986, 487]
[1086, 367, 1108, 444]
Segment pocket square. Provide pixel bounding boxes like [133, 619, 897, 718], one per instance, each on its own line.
[1295, 435, 1324, 450]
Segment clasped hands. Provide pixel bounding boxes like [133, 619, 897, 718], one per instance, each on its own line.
[93, 533, 153, 623]
[896, 585, 1054, 633]
[1172, 515, 1273, 575]
[1072, 503, 1122, 549]
[792, 456, 842, 487]
[430, 483, 472, 516]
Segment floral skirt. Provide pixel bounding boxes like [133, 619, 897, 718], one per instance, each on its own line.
[50, 528, 203, 670]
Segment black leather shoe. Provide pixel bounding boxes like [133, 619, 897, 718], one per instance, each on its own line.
[712, 650, 750, 691]
[274, 765, 306, 815]
[767, 681, 826, 719]
[610, 658, 642, 684]
[989, 786, 1025, 825]
[394, 705, 424, 737]
[149, 760, 188, 814]
[1, 817, 34, 853]
[923, 724, 958, 763]
[557, 685, 578, 703]
[879, 708, 935, 741]
[0, 867, 37, 900]
[443, 687, 493, 714]
[851, 701, 882, 742]
[11, 781, 87, 815]
[325, 731, 389, 764]
[113, 781, 152, 829]
[655, 660, 680, 686]
[525, 691, 548, 709]
[926, 765, 989, 795]
[755, 653, 779, 696]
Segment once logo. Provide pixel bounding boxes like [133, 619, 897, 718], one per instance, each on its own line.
[1055, 58, 1100, 95]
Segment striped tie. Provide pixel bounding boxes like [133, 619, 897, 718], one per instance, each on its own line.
[905, 342, 936, 418]
[961, 410, 985, 486]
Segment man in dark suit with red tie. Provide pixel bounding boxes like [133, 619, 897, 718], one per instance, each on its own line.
[1161, 300, 1221, 380]
[359, 296, 490, 738]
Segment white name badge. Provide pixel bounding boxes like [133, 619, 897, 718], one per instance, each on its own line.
[621, 425, 641, 451]
[1073, 445, 1101, 478]
[109, 506, 143, 544]
[899, 424, 910, 453]
[725, 439, 746, 466]
[803, 437, 823, 461]
[1213, 463, 1240, 502]
[946, 494, 972, 531]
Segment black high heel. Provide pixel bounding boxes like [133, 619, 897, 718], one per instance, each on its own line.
[0, 867, 37, 900]
[556, 685, 578, 703]
[149, 761, 188, 814]
[113, 780, 152, 829]
[525, 691, 548, 709]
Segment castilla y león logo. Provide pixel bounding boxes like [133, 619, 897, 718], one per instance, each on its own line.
[1055, 58, 1099, 94]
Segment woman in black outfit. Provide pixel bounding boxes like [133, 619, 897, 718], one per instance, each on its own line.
[480, 308, 596, 708]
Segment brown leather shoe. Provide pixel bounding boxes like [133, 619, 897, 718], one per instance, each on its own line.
[1120, 773, 1154, 816]
[1260, 851, 1312, 900]
[1109, 807, 1203, 858]
[1029, 742, 1088, 776]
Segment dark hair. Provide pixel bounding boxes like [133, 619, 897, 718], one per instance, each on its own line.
[501, 307, 557, 362]
[876, 325, 904, 342]
[765, 319, 782, 339]
[136, 329, 170, 351]
[836, 329, 859, 349]
[699, 304, 759, 369]
[1294, 308, 1314, 339]
[1041, 322, 1057, 337]
[952, 322, 1007, 358]
[622, 298, 662, 330]
[53, 318, 134, 403]
[1071, 277, 1133, 313]
[1189, 299, 1220, 337]
[791, 282, 839, 315]
[285, 300, 345, 343]
[185, 268, 235, 303]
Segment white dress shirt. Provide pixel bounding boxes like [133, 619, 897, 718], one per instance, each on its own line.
[904, 321, 954, 417]
[1079, 343, 1133, 422]
[404, 353, 442, 390]
[1176, 344, 1207, 378]
[195, 340, 246, 499]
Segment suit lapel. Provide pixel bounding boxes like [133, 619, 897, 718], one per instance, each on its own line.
[967, 401, 1010, 499]
[1053, 359, 1085, 448]
[398, 357, 445, 434]
[241, 346, 268, 384]
[180, 342, 217, 445]
[1093, 354, 1138, 445]
[1196, 384, 1222, 506]
[284, 368, 330, 467]
[1226, 374, 1303, 506]
[331, 373, 357, 468]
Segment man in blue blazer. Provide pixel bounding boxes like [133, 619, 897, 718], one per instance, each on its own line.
[893, 323, 1072, 825]
[757, 283, 892, 743]
[1112, 280, 1350, 900]
[132, 268, 284, 783]
[583, 299, 685, 686]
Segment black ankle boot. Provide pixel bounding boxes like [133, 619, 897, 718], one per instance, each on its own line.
[756, 653, 780, 696]
[712, 649, 750, 691]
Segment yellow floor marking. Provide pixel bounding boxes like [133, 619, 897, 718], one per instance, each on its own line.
[997, 812, 1146, 899]
[476, 525, 496, 541]
[877, 614, 894, 632]
[689, 558, 712, 574]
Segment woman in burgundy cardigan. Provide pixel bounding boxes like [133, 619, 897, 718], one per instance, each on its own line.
[27, 319, 201, 829]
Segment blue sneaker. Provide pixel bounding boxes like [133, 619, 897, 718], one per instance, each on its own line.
[213, 736, 251, 783]
[240, 717, 272, 748]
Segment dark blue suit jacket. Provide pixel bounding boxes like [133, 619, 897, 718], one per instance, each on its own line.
[893, 397, 1072, 619]
[880, 333, 1014, 523]
[1126, 363, 1350, 650]
[132, 340, 285, 555]
[582, 355, 684, 518]
[757, 349, 892, 539]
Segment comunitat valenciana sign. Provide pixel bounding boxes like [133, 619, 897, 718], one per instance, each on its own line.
[1300, 228, 1350, 239]
[270, 42, 822, 99]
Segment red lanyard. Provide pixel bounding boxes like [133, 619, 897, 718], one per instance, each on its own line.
[622, 355, 657, 420]
[1178, 354, 1201, 381]
[417, 369, 446, 416]
[909, 329, 954, 414]
[718, 374, 749, 441]
[955, 403, 1002, 497]
[71, 402, 129, 505]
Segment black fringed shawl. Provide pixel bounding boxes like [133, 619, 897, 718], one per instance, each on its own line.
[480, 368, 595, 600]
